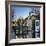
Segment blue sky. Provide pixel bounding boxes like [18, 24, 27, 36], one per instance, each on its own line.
[11, 6, 40, 21]
[11, 6, 32, 20]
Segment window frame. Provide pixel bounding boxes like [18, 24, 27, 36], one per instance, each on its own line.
[5, 1, 45, 45]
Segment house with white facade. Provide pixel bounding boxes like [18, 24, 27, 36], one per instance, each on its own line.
[24, 11, 40, 38]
